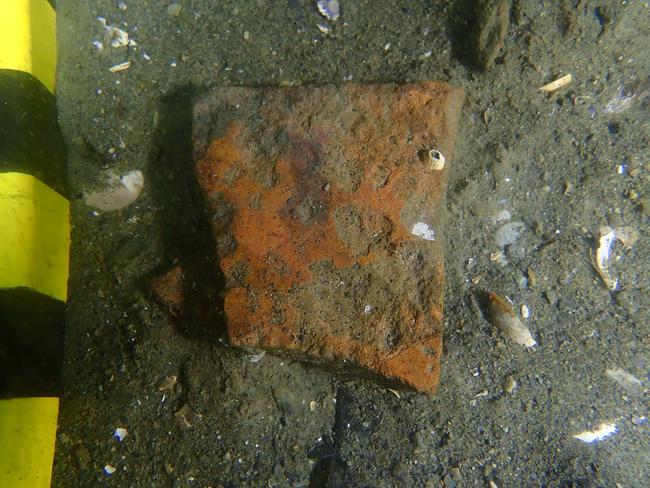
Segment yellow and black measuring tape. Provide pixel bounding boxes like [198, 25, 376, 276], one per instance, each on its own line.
[1, 0, 69, 486]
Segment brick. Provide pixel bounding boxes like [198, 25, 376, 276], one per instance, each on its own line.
[150, 265, 185, 314]
[194, 83, 463, 394]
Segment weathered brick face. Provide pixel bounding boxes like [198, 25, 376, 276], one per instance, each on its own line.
[194, 83, 463, 393]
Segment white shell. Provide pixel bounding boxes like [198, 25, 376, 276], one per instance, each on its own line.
[573, 423, 617, 443]
[317, 0, 340, 21]
[84, 170, 143, 211]
[427, 149, 445, 170]
[411, 222, 435, 241]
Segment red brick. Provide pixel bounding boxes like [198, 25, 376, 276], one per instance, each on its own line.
[194, 83, 463, 393]
[150, 265, 185, 314]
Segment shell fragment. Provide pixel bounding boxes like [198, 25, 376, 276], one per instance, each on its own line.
[573, 422, 617, 443]
[317, 0, 340, 21]
[109, 61, 131, 73]
[427, 149, 445, 170]
[539, 74, 572, 92]
[592, 226, 638, 290]
[486, 292, 536, 347]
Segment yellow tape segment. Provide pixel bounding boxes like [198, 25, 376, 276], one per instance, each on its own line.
[0, 0, 57, 92]
[0, 172, 70, 301]
[0, 397, 59, 488]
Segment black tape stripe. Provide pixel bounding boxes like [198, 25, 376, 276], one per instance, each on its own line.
[0, 289, 65, 398]
[0, 69, 68, 197]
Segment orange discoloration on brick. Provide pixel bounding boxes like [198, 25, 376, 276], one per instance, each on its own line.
[195, 83, 464, 394]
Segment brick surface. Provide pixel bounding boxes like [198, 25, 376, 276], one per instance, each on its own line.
[194, 83, 463, 393]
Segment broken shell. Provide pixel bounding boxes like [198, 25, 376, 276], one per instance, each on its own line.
[591, 225, 638, 290]
[573, 422, 617, 443]
[98, 17, 130, 48]
[539, 74, 572, 93]
[411, 222, 435, 241]
[486, 292, 536, 347]
[427, 149, 446, 170]
[113, 427, 128, 441]
[109, 61, 131, 73]
[317, 0, 340, 21]
[83, 169, 143, 210]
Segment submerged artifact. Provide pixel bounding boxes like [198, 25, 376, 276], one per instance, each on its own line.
[194, 83, 463, 393]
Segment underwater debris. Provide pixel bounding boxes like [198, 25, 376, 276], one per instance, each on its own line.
[573, 422, 617, 443]
[485, 292, 536, 347]
[194, 83, 464, 394]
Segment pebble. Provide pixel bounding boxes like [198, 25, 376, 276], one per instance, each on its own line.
[544, 289, 558, 306]
[503, 375, 517, 394]
[167, 3, 182, 16]
[443, 473, 456, 488]
[527, 268, 538, 288]
[175, 403, 201, 429]
[158, 375, 178, 391]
